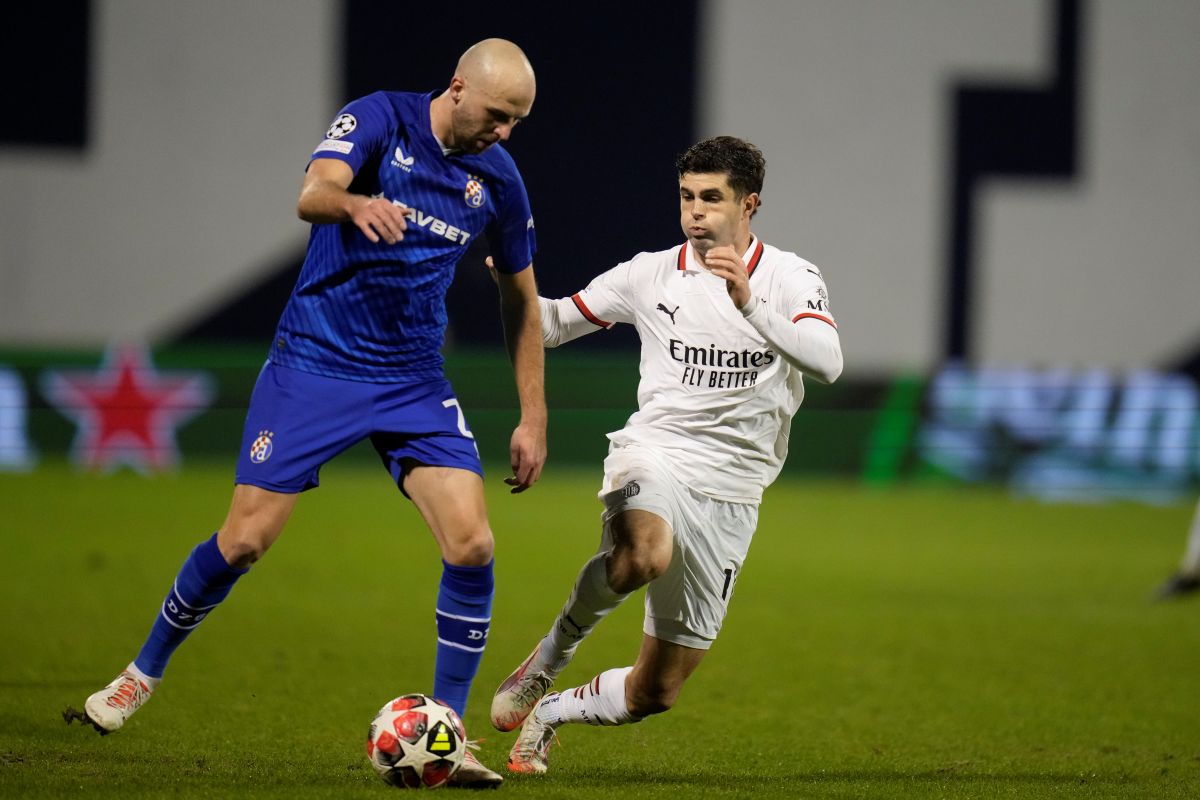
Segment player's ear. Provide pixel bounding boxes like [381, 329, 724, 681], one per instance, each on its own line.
[449, 76, 466, 103]
[743, 192, 759, 218]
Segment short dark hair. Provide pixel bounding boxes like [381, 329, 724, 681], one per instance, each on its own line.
[675, 136, 766, 214]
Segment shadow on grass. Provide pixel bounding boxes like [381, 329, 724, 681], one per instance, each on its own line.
[0, 678, 106, 689]
[546, 765, 1138, 790]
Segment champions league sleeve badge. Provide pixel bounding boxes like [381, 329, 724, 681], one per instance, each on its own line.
[326, 113, 357, 139]
[464, 176, 486, 208]
[249, 430, 275, 464]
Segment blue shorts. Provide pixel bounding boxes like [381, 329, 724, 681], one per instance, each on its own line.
[234, 361, 482, 494]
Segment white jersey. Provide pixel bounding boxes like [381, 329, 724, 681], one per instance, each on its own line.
[546, 237, 838, 504]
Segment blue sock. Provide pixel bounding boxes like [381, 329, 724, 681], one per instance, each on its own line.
[433, 560, 494, 719]
[134, 533, 248, 678]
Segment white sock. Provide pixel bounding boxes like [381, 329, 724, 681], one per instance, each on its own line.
[535, 552, 629, 678]
[125, 662, 161, 690]
[535, 667, 637, 727]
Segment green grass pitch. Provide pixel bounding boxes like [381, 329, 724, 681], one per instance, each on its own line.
[1, 460, 1197, 798]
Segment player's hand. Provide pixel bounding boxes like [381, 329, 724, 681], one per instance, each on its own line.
[702, 246, 752, 309]
[484, 256, 500, 286]
[350, 196, 409, 245]
[505, 420, 547, 493]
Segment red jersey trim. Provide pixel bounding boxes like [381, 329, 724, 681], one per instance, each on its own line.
[745, 239, 765, 278]
[678, 239, 763, 275]
[572, 294, 611, 328]
[792, 312, 838, 329]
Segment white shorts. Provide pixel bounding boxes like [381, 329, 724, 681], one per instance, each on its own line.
[599, 446, 758, 649]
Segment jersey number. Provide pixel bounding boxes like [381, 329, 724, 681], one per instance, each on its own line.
[721, 567, 735, 601]
[442, 398, 475, 439]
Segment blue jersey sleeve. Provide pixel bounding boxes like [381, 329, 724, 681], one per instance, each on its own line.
[308, 93, 393, 175]
[486, 167, 537, 274]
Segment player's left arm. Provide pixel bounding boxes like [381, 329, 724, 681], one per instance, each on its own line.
[704, 247, 843, 383]
[496, 265, 548, 493]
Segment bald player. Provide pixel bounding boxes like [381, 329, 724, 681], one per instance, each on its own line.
[69, 39, 544, 787]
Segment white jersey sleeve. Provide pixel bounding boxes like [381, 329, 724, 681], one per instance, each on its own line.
[739, 259, 842, 383]
[540, 259, 637, 347]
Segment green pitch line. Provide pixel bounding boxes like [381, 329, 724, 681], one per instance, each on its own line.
[1, 461, 1197, 798]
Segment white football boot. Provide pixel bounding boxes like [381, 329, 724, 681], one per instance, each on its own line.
[449, 742, 504, 788]
[505, 693, 560, 775]
[83, 665, 156, 733]
[490, 645, 555, 732]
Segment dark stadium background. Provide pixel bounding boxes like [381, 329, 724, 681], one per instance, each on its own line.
[3, 3, 1200, 797]
[3, 1, 1199, 496]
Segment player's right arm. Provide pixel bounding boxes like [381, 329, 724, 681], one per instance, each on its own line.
[487, 257, 638, 348]
[296, 94, 408, 244]
[539, 260, 638, 347]
[296, 159, 408, 245]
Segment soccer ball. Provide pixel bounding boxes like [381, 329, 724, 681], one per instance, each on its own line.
[366, 694, 466, 789]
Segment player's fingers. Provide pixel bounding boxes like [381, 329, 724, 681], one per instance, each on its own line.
[516, 458, 536, 487]
[507, 453, 535, 493]
[375, 209, 406, 242]
[375, 208, 409, 244]
[484, 256, 499, 285]
[387, 206, 409, 233]
[708, 249, 743, 268]
[707, 256, 739, 275]
[373, 220, 398, 245]
[357, 221, 381, 243]
[704, 263, 734, 281]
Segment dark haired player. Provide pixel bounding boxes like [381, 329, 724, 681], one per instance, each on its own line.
[74, 38, 546, 787]
[488, 136, 843, 773]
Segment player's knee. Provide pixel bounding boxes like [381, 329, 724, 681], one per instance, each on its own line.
[607, 545, 670, 593]
[219, 486, 294, 568]
[441, 527, 494, 567]
[216, 527, 271, 569]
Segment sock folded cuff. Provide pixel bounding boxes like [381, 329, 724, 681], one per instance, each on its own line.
[440, 559, 494, 597]
[194, 533, 249, 585]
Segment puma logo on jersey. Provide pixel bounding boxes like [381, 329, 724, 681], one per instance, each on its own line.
[656, 303, 680, 324]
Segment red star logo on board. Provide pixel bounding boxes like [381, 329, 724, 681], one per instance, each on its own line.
[41, 344, 213, 473]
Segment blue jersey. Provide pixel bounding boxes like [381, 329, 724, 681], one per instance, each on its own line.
[270, 91, 536, 383]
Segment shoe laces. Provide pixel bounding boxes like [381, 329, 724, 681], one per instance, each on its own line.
[513, 671, 554, 707]
[512, 712, 561, 762]
[106, 674, 150, 711]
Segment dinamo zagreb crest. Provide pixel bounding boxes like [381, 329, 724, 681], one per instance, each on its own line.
[249, 430, 274, 464]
